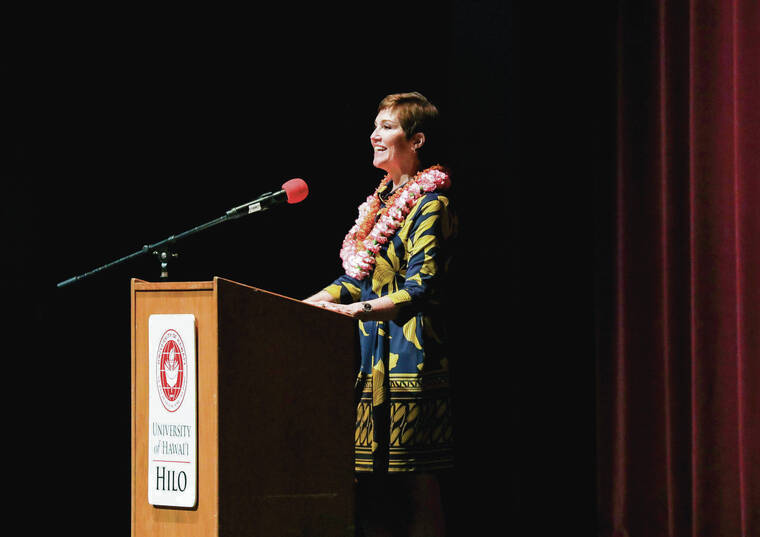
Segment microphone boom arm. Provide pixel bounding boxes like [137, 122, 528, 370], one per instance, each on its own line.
[59, 204, 259, 288]
[57, 181, 307, 288]
[56, 213, 231, 288]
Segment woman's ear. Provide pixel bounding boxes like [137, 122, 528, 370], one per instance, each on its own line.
[412, 132, 426, 151]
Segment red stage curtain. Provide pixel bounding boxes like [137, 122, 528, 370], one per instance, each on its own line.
[596, 1, 760, 536]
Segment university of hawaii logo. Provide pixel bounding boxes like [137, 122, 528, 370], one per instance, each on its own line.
[156, 329, 188, 412]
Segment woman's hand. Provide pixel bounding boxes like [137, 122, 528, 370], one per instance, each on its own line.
[326, 302, 365, 318]
[304, 291, 368, 318]
[303, 290, 335, 304]
[311, 297, 401, 322]
[312, 301, 364, 318]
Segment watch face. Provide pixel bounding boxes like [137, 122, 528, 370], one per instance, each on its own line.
[363, 302, 372, 311]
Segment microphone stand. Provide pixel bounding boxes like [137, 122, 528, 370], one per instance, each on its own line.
[57, 200, 261, 288]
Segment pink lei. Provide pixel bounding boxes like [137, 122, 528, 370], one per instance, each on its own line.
[339, 165, 451, 280]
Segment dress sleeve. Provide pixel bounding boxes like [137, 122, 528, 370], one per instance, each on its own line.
[323, 274, 362, 304]
[386, 194, 453, 307]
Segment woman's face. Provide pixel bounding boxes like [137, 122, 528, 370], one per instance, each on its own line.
[370, 108, 421, 179]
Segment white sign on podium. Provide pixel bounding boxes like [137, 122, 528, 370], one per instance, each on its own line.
[147, 314, 197, 508]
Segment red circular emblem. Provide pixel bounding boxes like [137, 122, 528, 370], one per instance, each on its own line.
[156, 329, 188, 412]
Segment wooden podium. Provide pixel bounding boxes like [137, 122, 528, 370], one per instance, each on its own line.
[131, 277, 358, 536]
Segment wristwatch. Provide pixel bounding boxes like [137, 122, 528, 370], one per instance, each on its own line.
[362, 302, 373, 312]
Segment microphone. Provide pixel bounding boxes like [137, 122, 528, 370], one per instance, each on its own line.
[226, 178, 309, 218]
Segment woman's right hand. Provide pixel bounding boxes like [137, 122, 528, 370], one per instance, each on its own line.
[303, 290, 336, 304]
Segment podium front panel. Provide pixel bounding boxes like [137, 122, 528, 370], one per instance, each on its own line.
[131, 281, 219, 536]
[131, 278, 357, 536]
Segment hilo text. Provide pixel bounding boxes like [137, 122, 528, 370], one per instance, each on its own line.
[155, 466, 187, 492]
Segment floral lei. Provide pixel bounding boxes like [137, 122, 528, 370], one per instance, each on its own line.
[340, 165, 451, 280]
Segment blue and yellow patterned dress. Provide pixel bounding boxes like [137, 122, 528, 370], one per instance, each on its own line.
[324, 180, 457, 473]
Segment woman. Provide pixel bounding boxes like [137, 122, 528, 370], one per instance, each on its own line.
[305, 92, 456, 536]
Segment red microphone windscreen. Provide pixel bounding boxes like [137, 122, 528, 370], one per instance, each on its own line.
[282, 178, 309, 204]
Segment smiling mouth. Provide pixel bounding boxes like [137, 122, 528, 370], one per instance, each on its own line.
[374, 146, 387, 153]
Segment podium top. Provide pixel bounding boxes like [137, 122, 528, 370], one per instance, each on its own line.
[131, 277, 331, 315]
[132, 279, 215, 292]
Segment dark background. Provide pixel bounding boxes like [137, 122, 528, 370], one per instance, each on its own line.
[5, 2, 612, 533]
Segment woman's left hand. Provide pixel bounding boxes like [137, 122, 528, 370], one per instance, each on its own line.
[313, 297, 398, 322]
[317, 301, 364, 318]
